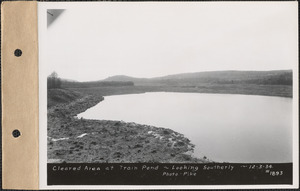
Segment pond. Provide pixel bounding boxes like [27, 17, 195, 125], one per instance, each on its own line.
[77, 92, 293, 163]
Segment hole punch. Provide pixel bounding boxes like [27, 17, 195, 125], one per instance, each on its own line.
[12, 129, 21, 138]
[14, 49, 22, 57]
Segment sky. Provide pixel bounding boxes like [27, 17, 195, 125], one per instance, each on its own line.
[45, 2, 298, 82]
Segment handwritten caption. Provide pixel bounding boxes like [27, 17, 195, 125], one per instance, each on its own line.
[51, 163, 284, 177]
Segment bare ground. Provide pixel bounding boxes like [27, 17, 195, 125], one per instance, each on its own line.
[47, 95, 210, 163]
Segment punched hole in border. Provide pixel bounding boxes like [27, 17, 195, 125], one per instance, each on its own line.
[12, 129, 21, 138]
[14, 49, 22, 57]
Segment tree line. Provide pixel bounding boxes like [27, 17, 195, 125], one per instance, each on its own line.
[61, 81, 134, 88]
[48, 71, 134, 89]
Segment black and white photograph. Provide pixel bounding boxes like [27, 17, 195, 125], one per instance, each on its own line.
[38, 1, 298, 188]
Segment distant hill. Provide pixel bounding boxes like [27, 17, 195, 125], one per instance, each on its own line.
[104, 75, 147, 82]
[58, 70, 292, 89]
[103, 70, 292, 86]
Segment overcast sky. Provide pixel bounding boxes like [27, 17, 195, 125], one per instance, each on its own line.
[46, 2, 297, 82]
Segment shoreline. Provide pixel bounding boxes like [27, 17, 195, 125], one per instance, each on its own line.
[68, 84, 293, 99]
[99, 90, 293, 100]
[48, 94, 211, 163]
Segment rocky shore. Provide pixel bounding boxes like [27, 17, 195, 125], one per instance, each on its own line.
[48, 94, 210, 163]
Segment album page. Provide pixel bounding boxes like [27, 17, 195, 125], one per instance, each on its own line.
[2, 1, 299, 190]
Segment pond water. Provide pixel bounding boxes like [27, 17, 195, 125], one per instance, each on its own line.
[77, 92, 293, 163]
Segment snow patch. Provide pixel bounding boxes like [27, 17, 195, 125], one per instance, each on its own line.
[77, 133, 88, 138]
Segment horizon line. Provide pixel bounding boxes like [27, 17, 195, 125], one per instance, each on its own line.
[55, 69, 293, 83]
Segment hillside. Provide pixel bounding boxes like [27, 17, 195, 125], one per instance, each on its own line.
[48, 89, 84, 108]
[103, 70, 292, 86]
[104, 75, 147, 82]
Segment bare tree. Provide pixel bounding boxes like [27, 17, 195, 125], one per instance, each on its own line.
[47, 71, 62, 89]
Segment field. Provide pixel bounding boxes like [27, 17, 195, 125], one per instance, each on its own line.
[67, 83, 292, 98]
